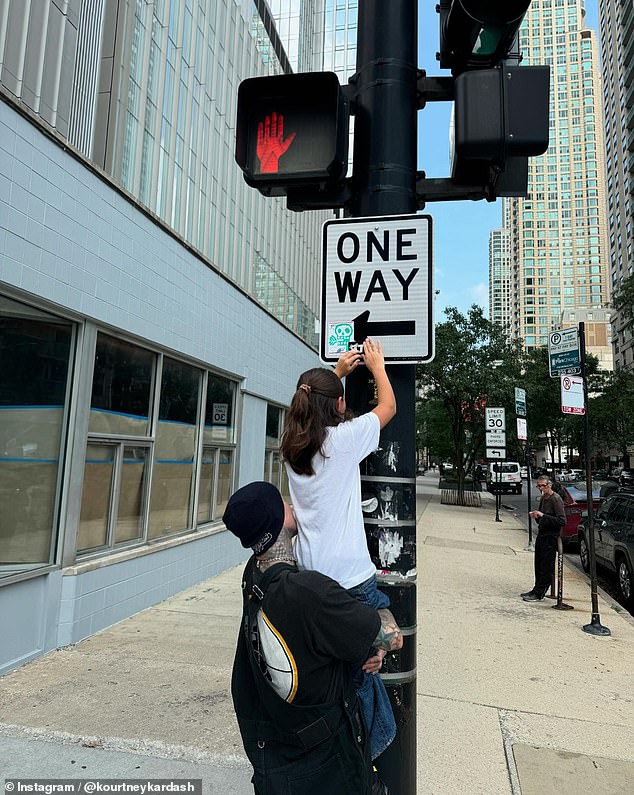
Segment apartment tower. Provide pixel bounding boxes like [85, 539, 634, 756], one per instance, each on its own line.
[597, 0, 634, 368]
[505, 0, 609, 349]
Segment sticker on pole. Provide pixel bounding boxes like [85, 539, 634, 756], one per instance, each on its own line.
[561, 375, 585, 415]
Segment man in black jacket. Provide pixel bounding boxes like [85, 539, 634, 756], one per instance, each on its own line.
[522, 475, 566, 601]
[223, 481, 402, 795]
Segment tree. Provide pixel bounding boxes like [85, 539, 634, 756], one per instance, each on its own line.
[590, 368, 634, 467]
[416, 305, 523, 500]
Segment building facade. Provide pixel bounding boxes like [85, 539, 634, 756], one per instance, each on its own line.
[0, 0, 335, 673]
[505, 0, 609, 350]
[597, 0, 634, 368]
[489, 228, 512, 331]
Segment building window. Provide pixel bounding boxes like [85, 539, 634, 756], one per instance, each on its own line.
[78, 335, 156, 553]
[0, 296, 74, 579]
[148, 357, 202, 539]
[78, 334, 238, 556]
[264, 404, 288, 498]
[196, 374, 237, 525]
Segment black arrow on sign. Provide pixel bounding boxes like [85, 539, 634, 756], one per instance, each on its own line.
[353, 310, 415, 341]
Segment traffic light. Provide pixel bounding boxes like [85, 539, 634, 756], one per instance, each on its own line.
[438, 0, 532, 75]
[235, 72, 349, 197]
[430, 1, 550, 200]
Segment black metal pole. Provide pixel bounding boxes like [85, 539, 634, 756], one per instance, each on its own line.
[526, 449, 533, 547]
[579, 321, 610, 637]
[346, 3, 418, 793]
[495, 463, 502, 521]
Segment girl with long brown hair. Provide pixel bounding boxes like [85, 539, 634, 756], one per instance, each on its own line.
[280, 337, 397, 760]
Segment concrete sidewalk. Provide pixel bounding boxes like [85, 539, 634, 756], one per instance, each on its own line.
[1, 476, 633, 794]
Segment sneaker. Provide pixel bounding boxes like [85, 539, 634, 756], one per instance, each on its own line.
[522, 592, 545, 602]
[520, 591, 535, 598]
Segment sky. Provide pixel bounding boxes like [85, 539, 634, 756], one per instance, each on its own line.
[417, 0, 600, 321]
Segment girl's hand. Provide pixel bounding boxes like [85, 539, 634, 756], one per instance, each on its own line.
[334, 349, 363, 379]
[362, 648, 387, 674]
[362, 337, 385, 374]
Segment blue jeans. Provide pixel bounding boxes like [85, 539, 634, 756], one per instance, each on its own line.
[347, 576, 396, 760]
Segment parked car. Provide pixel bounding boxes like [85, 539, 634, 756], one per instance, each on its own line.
[578, 492, 634, 608]
[559, 469, 583, 483]
[554, 482, 603, 547]
[618, 468, 634, 491]
[487, 462, 522, 495]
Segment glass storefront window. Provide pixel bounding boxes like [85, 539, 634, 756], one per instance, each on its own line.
[0, 297, 73, 577]
[215, 449, 234, 520]
[116, 445, 148, 543]
[78, 444, 115, 551]
[197, 447, 217, 525]
[89, 334, 154, 436]
[203, 374, 236, 444]
[149, 357, 201, 539]
[264, 404, 286, 495]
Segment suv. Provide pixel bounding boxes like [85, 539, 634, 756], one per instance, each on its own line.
[578, 492, 634, 608]
[487, 462, 522, 495]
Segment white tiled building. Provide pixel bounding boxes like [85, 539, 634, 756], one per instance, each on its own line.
[0, 0, 337, 673]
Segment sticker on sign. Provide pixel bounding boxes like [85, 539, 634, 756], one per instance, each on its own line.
[320, 215, 434, 363]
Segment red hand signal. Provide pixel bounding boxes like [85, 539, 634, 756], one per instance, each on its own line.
[256, 112, 296, 174]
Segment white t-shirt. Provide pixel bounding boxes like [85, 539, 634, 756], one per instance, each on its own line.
[286, 412, 380, 589]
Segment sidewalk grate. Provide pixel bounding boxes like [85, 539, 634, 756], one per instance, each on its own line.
[440, 489, 482, 508]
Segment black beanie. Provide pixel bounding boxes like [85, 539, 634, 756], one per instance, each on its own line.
[222, 481, 285, 555]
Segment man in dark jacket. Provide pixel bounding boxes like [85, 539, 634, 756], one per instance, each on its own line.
[522, 475, 566, 601]
[223, 481, 402, 795]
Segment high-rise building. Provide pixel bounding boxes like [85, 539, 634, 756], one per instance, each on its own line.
[489, 229, 513, 331]
[0, 0, 335, 673]
[505, 0, 609, 350]
[597, 0, 634, 368]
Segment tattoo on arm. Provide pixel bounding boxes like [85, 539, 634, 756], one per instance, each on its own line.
[373, 609, 403, 652]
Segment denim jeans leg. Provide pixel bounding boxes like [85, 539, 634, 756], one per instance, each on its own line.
[347, 575, 396, 758]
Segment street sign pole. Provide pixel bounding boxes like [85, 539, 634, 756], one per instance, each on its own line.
[345, 2, 418, 792]
[579, 321, 610, 638]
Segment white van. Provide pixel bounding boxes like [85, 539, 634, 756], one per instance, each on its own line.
[487, 462, 522, 495]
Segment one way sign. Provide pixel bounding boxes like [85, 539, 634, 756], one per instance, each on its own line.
[321, 214, 434, 363]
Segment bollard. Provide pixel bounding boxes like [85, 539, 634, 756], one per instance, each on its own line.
[553, 535, 574, 611]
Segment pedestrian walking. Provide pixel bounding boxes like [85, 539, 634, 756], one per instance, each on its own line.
[280, 337, 398, 760]
[223, 481, 402, 795]
[522, 475, 566, 601]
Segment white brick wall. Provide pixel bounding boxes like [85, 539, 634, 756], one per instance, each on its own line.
[0, 99, 319, 406]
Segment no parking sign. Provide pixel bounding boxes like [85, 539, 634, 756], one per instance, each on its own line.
[560, 375, 585, 415]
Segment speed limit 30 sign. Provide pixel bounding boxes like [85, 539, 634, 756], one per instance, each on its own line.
[485, 407, 506, 430]
[485, 408, 506, 460]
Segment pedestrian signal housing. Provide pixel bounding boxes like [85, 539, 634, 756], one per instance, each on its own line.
[235, 72, 349, 196]
[454, 65, 550, 161]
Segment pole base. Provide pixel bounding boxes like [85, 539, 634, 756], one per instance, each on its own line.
[553, 602, 574, 611]
[582, 617, 611, 637]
